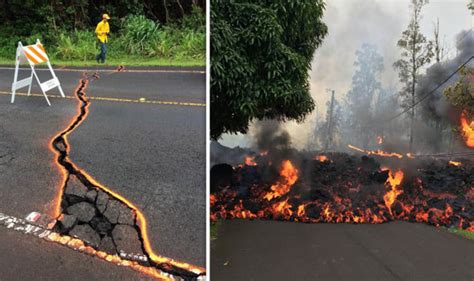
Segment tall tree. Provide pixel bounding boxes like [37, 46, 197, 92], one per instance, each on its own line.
[393, 0, 433, 151]
[346, 43, 384, 148]
[210, 0, 328, 139]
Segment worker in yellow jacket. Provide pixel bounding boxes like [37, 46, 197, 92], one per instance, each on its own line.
[95, 14, 110, 63]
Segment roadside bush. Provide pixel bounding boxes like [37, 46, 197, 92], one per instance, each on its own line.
[0, 11, 205, 64]
[120, 14, 159, 55]
[54, 31, 96, 60]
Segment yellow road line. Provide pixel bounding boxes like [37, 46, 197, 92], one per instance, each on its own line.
[0, 91, 206, 107]
[0, 67, 205, 74]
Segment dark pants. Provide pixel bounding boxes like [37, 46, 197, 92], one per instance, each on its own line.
[96, 42, 107, 63]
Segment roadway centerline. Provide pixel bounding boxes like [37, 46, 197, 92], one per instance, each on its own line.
[0, 91, 206, 107]
[0, 66, 205, 74]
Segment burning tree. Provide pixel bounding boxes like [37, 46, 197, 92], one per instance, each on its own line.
[210, 0, 328, 139]
[393, 0, 434, 151]
[444, 67, 474, 148]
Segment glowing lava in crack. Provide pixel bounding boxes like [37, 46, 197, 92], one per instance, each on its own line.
[49, 73, 205, 279]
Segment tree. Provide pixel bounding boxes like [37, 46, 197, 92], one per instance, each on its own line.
[393, 0, 433, 151]
[346, 43, 384, 148]
[444, 67, 474, 115]
[210, 0, 328, 139]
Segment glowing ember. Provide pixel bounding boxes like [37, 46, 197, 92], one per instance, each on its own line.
[449, 160, 462, 166]
[314, 155, 329, 162]
[263, 160, 298, 201]
[244, 156, 257, 166]
[460, 112, 474, 148]
[348, 144, 403, 159]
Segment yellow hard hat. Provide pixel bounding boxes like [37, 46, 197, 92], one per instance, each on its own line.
[103, 14, 110, 20]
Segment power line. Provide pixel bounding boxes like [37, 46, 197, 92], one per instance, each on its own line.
[386, 55, 474, 122]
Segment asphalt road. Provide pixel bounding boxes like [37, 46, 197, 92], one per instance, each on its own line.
[0, 66, 205, 279]
[211, 220, 474, 281]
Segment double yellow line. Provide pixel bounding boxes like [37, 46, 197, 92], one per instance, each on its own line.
[0, 91, 206, 107]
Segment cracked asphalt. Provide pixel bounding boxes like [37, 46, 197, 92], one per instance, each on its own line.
[0, 66, 205, 279]
[211, 220, 474, 281]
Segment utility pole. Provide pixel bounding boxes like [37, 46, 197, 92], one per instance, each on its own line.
[325, 89, 335, 151]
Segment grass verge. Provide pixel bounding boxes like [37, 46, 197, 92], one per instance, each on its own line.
[449, 228, 474, 240]
[0, 56, 204, 67]
[211, 221, 221, 241]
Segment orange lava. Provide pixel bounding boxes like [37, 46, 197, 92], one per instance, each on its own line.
[460, 112, 474, 148]
[313, 155, 329, 162]
[382, 169, 404, 216]
[49, 76, 205, 278]
[244, 156, 257, 166]
[449, 160, 462, 166]
[348, 144, 404, 159]
[263, 160, 298, 201]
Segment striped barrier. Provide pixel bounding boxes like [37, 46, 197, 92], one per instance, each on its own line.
[11, 39, 65, 106]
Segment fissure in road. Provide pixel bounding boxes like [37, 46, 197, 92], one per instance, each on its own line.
[50, 72, 205, 280]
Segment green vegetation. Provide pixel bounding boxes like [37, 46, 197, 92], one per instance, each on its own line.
[210, 0, 328, 139]
[444, 67, 474, 116]
[0, 2, 205, 66]
[449, 228, 474, 240]
[211, 221, 221, 241]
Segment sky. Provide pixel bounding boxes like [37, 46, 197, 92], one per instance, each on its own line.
[220, 0, 473, 149]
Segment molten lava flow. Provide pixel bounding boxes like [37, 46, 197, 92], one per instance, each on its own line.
[460, 112, 474, 148]
[314, 155, 329, 162]
[382, 169, 404, 216]
[348, 144, 403, 159]
[263, 160, 298, 201]
[449, 160, 462, 166]
[49, 73, 205, 279]
[244, 156, 257, 166]
[211, 152, 473, 233]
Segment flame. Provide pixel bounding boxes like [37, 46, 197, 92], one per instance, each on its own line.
[314, 155, 329, 162]
[263, 160, 298, 201]
[244, 156, 257, 166]
[348, 144, 403, 159]
[49, 76, 205, 278]
[383, 169, 404, 216]
[377, 136, 383, 144]
[460, 112, 474, 148]
[449, 160, 462, 166]
[271, 198, 293, 217]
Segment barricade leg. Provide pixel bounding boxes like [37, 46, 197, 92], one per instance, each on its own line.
[10, 49, 20, 104]
[27, 67, 34, 96]
[32, 68, 51, 106]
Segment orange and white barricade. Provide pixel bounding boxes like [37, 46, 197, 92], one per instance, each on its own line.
[11, 39, 65, 106]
